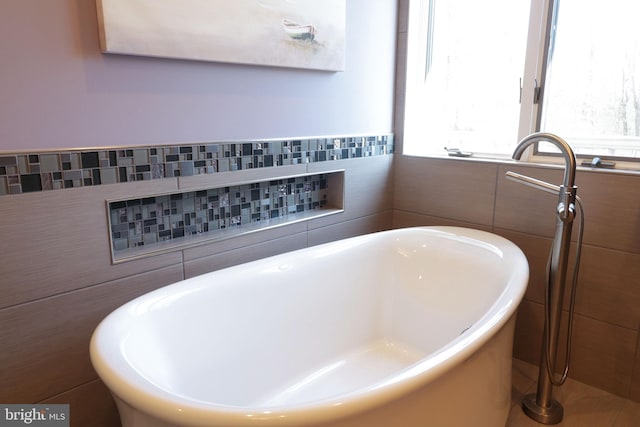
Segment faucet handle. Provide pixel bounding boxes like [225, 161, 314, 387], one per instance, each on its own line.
[506, 171, 578, 222]
[505, 171, 560, 195]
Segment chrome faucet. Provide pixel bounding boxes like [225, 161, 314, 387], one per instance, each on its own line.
[507, 132, 582, 425]
[510, 132, 578, 222]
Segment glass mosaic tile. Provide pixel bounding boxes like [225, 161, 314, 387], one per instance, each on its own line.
[108, 173, 333, 258]
[0, 135, 392, 197]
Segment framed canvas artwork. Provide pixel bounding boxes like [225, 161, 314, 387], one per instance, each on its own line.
[96, 0, 346, 71]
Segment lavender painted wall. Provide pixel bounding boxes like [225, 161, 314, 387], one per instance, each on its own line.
[0, 0, 397, 151]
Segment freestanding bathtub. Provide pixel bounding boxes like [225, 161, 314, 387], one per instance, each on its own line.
[90, 226, 529, 427]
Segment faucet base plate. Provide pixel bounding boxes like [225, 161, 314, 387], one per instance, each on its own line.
[522, 393, 563, 424]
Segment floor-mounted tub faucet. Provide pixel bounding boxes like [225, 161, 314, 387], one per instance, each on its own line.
[506, 132, 584, 425]
[512, 132, 578, 223]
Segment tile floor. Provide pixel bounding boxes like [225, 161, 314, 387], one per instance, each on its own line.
[507, 359, 640, 426]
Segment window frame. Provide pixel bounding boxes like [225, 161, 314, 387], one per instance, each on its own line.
[401, 0, 640, 171]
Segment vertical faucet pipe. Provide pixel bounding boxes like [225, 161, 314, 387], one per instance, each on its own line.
[511, 132, 578, 425]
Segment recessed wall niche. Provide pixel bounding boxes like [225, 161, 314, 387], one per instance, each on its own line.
[107, 171, 344, 263]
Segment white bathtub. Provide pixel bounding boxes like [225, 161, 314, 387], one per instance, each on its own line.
[90, 226, 529, 427]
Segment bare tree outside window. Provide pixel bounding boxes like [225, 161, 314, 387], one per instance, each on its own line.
[404, 0, 640, 161]
[540, 0, 640, 157]
[404, 0, 530, 157]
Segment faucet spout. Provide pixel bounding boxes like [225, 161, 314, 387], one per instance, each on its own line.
[512, 132, 577, 189]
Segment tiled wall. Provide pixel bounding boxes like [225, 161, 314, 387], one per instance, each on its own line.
[0, 136, 395, 427]
[392, 155, 640, 402]
[393, 0, 640, 402]
[0, 135, 392, 196]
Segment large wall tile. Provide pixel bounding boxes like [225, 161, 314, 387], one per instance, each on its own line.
[0, 265, 183, 403]
[307, 212, 391, 247]
[513, 299, 544, 366]
[391, 210, 492, 232]
[494, 164, 564, 237]
[499, 224, 640, 330]
[494, 229, 553, 305]
[182, 221, 308, 262]
[0, 180, 182, 308]
[567, 314, 636, 397]
[575, 169, 640, 254]
[394, 156, 498, 226]
[496, 165, 640, 254]
[43, 379, 120, 427]
[183, 232, 308, 279]
[573, 244, 640, 329]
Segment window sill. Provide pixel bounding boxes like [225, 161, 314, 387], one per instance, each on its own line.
[398, 152, 640, 177]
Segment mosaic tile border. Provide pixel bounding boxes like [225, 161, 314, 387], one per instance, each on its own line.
[108, 172, 342, 262]
[0, 134, 392, 196]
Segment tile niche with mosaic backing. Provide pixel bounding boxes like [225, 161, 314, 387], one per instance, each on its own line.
[0, 134, 389, 261]
[107, 171, 344, 263]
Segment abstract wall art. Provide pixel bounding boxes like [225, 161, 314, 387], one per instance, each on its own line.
[96, 0, 346, 71]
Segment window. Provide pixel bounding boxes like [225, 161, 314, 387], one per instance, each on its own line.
[403, 0, 640, 165]
[404, 0, 531, 157]
[538, 0, 640, 159]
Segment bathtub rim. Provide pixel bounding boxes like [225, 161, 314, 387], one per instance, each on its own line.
[90, 226, 529, 427]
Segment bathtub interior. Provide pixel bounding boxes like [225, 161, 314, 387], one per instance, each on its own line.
[97, 227, 524, 413]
